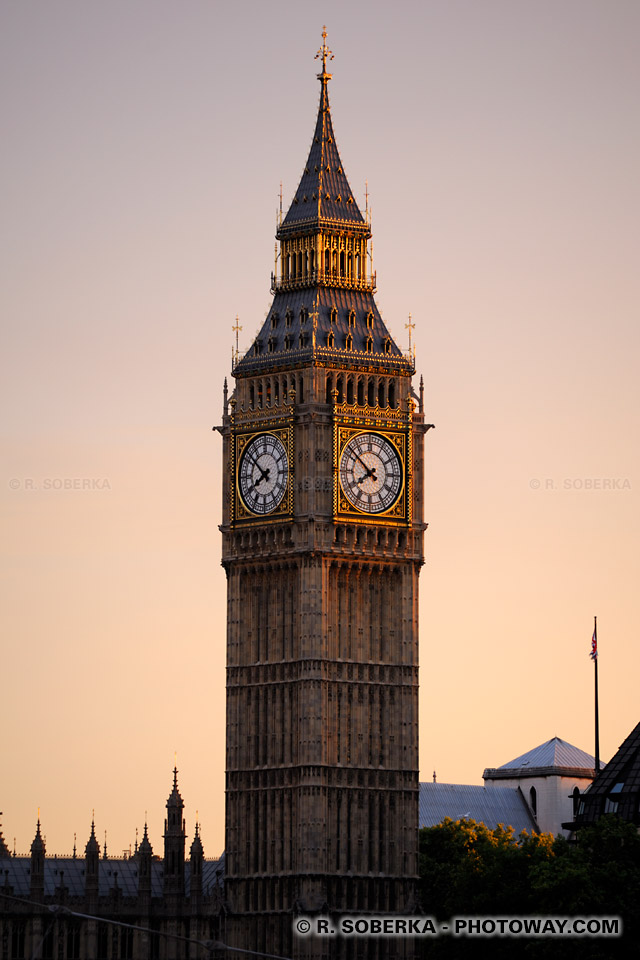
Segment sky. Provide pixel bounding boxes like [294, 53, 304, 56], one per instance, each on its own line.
[1, 0, 639, 859]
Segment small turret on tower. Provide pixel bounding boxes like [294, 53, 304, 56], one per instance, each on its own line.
[138, 821, 153, 901]
[30, 817, 45, 901]
[189, 820, 204, 902]
[163, 767, 186, 898]
[84, 818, 100, 901]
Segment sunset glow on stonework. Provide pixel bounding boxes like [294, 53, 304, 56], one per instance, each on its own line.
[2, 1, 639, 885]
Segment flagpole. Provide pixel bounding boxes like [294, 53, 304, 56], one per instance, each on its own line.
[593, 615, 600, 773]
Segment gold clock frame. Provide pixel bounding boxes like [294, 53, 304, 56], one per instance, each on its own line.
[230, 424, 294, 525]
[334, 422, 411, 524]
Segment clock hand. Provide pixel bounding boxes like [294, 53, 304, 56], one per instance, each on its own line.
[254, 467, 271, 488]
[352, 449, 372, 474]
[357, 467, 377, 484]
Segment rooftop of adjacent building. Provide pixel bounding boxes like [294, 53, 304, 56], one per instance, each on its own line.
[0, 854, 224, 899]
[565, 719, 640, 829]
[484, 735, 601, 781]
[419, 782, 538, 836]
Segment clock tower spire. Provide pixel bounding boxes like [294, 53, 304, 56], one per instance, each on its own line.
[219, 30, 429, 958]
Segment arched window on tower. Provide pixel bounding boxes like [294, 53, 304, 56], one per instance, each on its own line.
[378, 381, 385, 406]
[336, 376, 344, 403]
[367, 378, 375, 406]
[529, 786, 537, 817]
[388, 380, 396, 408]
[347, 378, 354, 404]
[326, 374, 333, 403]
[345, 333, 353, 351]
[357, 379, 364, 405]
[366, 336, 373, 354]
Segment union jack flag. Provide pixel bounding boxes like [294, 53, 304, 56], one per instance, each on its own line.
[590, 626, 598, 661]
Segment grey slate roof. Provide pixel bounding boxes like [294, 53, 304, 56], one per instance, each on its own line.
[419, 783, 538, 835]
[497, 737, 597, 771]
[235, 287, 411, 378]
[280, 79, 366, 236]
[0, 855, 225, 899]
[234, 65, 410, 379]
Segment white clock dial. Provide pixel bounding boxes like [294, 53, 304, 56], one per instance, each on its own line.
[238, 434, 288, 515]
[339, 432, 403, 514]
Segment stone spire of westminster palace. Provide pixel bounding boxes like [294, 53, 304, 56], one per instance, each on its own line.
[219, 29, 430, 959]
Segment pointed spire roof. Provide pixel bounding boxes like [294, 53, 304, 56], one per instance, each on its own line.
[167, 766, 184, 809]
[31, 818, 45, 856]
[280, 28, 366, 237]
[85, 818, 100, 857]
[234, 29, 414, 378]
[190, 820, 204, 858]
[138, 821, 153, 857]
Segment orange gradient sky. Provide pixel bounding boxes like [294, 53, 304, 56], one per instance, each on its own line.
[2, 1, 639, 859]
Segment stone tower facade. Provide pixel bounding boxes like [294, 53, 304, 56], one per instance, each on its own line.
[219, 31, 429, 958]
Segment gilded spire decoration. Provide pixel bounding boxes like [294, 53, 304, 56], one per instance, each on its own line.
[234, 29, 413, 378]
[315, 25, 334, 82]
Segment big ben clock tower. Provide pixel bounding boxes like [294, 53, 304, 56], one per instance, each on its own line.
[219, 30, 430, 958]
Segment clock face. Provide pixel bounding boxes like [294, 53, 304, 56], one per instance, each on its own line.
[238, 433, 289, 515]
[339, 432, 403, 514]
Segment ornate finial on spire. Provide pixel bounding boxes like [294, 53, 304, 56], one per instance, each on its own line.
[405, 313, 415, 355]
[315, 25, 334, 82]
[232, 316, 242, 369]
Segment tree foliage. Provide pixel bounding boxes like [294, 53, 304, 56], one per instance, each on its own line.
[418, 815, 640, 959]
